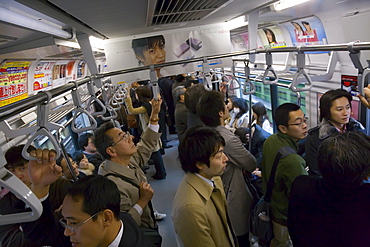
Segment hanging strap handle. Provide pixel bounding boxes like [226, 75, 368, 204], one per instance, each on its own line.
[262, 53, 279, 85]
[289, 51, 313, 92]
[242, 59, 256, 95]
[70, 81, 98, 133]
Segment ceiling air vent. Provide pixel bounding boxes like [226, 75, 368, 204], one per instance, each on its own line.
[147, 0, 232, 26]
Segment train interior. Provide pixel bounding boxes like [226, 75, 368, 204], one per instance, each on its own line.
[0, 0, 370, 246]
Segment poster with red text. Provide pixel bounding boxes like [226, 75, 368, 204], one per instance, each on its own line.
[0, 61, 30, 107]
[34, 61, 55, 91]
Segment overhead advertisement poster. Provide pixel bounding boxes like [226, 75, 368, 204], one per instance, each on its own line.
[34, 61, 55, 91]
[105, 26, 232, 84]
[281, 16, 328, 46]
[0, 61, 30, 107]
[257, 26, 287, 49]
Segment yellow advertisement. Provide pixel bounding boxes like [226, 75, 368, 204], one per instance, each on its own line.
[0, 61, 30, 107]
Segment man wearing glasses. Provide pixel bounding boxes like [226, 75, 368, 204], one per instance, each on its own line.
[18, 152, 151, 247]
[94, 98, 162, 241]
[261, 103, 308, 246]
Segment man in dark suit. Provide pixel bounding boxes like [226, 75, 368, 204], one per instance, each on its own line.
[19, 149, 152, 247]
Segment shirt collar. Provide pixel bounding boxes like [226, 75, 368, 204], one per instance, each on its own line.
[108, 220, 124, 247]
[195, 173, 214, 188]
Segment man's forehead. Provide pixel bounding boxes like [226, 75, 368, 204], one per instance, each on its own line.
[289, 109, 304, 120]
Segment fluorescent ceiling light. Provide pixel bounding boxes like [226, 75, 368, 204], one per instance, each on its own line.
[89, 36, 105, 50]
[0, 7, 72, 39]
[273, 0, 310, 12]
[225, 16, 249, 30]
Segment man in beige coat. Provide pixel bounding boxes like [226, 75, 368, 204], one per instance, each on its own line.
[172, 125, 238, 247]
[95, 98, 162, 230]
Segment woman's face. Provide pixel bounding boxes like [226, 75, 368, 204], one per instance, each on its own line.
[329, 96, 351, 128]
[79, 155, 89, 169]
[266, 31, 273, 43]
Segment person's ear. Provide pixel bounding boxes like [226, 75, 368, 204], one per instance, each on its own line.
[196, 162, 205, 171]
[278, 124, 288, 134]
[135, 54, 144, 64]
[106, 146, 117, 158]
[102, 209, 114, 227]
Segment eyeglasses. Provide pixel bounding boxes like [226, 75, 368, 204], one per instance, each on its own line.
[59, 211, 100, 233]
[288, 117, 308, 127]
[110, 131, 131, 146]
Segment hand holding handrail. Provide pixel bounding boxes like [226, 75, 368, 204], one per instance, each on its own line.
[70, 81, 97, 133]
[262, 52, 279, 85]
[289, 51, 313, 92]
[0, 147, 42, 225]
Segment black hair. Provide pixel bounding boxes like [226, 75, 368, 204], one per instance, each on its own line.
[135, 85, 153, 103]
[78, 133, 94, 151]
[263, 28, 277, 44]
[56, 153, 73, 167]
[179, 125, 225, 173]
[137, 80, 149, 86]
[132, 35, 165, 65]
[318, 131, 370, 185]
[319, 89, 352, 121]
[175, 74, 185, 83]
[73, 151, 85, 165]
[5, 145, 36, 170]
[197, 91, 226, 127]
[252, 102, 270, 127]
[93, 122, 116, 160]
[274, 103, 301, 130]
[184, 84, 207, 114]
[291, 21, 304, 32]
[67, 175, 121, 220]
[233, 98, 249, 118]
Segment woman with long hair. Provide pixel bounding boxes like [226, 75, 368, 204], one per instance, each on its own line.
[252, 102, 273, 134]
[124, 85, 167, 180]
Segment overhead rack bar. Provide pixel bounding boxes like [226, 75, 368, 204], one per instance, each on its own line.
[1, 41, 370, 122]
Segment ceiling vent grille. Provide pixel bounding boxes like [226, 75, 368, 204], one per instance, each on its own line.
[147, 0, 231, 26]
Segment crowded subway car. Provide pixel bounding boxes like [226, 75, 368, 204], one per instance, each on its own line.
[0, 0, 370, 246]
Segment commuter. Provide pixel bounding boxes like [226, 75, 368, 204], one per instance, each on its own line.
[19, 150, 152, 247]
[227, 97, 250, 131]
[184, 83, 207, 128]
[77, 132, 104, 174]
[261, 103, 308, 246]
[305, 89, 366, 176]
[197, 90, 257, 246]
[358, 84, 370, 109]
[173, 86, 189, 144]
[0, 145, 73, 247]
[288, 131, 370, 247]
[124, 85, 167, 179]
[172, 125, 237, 247]
[252, 101, 273, 134]
[171, 74, 186, 94]
[132, 35, 166, 78]
[158, 76, 176, 135]
[95, 97, 166, 231]
[73, 151, 95, 176]
[56, 153, 81, 179]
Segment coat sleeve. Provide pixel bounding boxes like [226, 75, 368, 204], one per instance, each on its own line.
[305, 133, 321, 176]
[173, 205, 216, 247]
[131, 128, 161, 169]
[224, 134, 257, 172]
[124, 97, 147, 115]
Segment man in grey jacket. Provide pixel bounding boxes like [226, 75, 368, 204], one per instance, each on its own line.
[197, 90, 257, 246]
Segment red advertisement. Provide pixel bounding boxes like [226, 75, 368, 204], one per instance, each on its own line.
[0, 61, 30, 107]
[34, 61, 54, 91]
